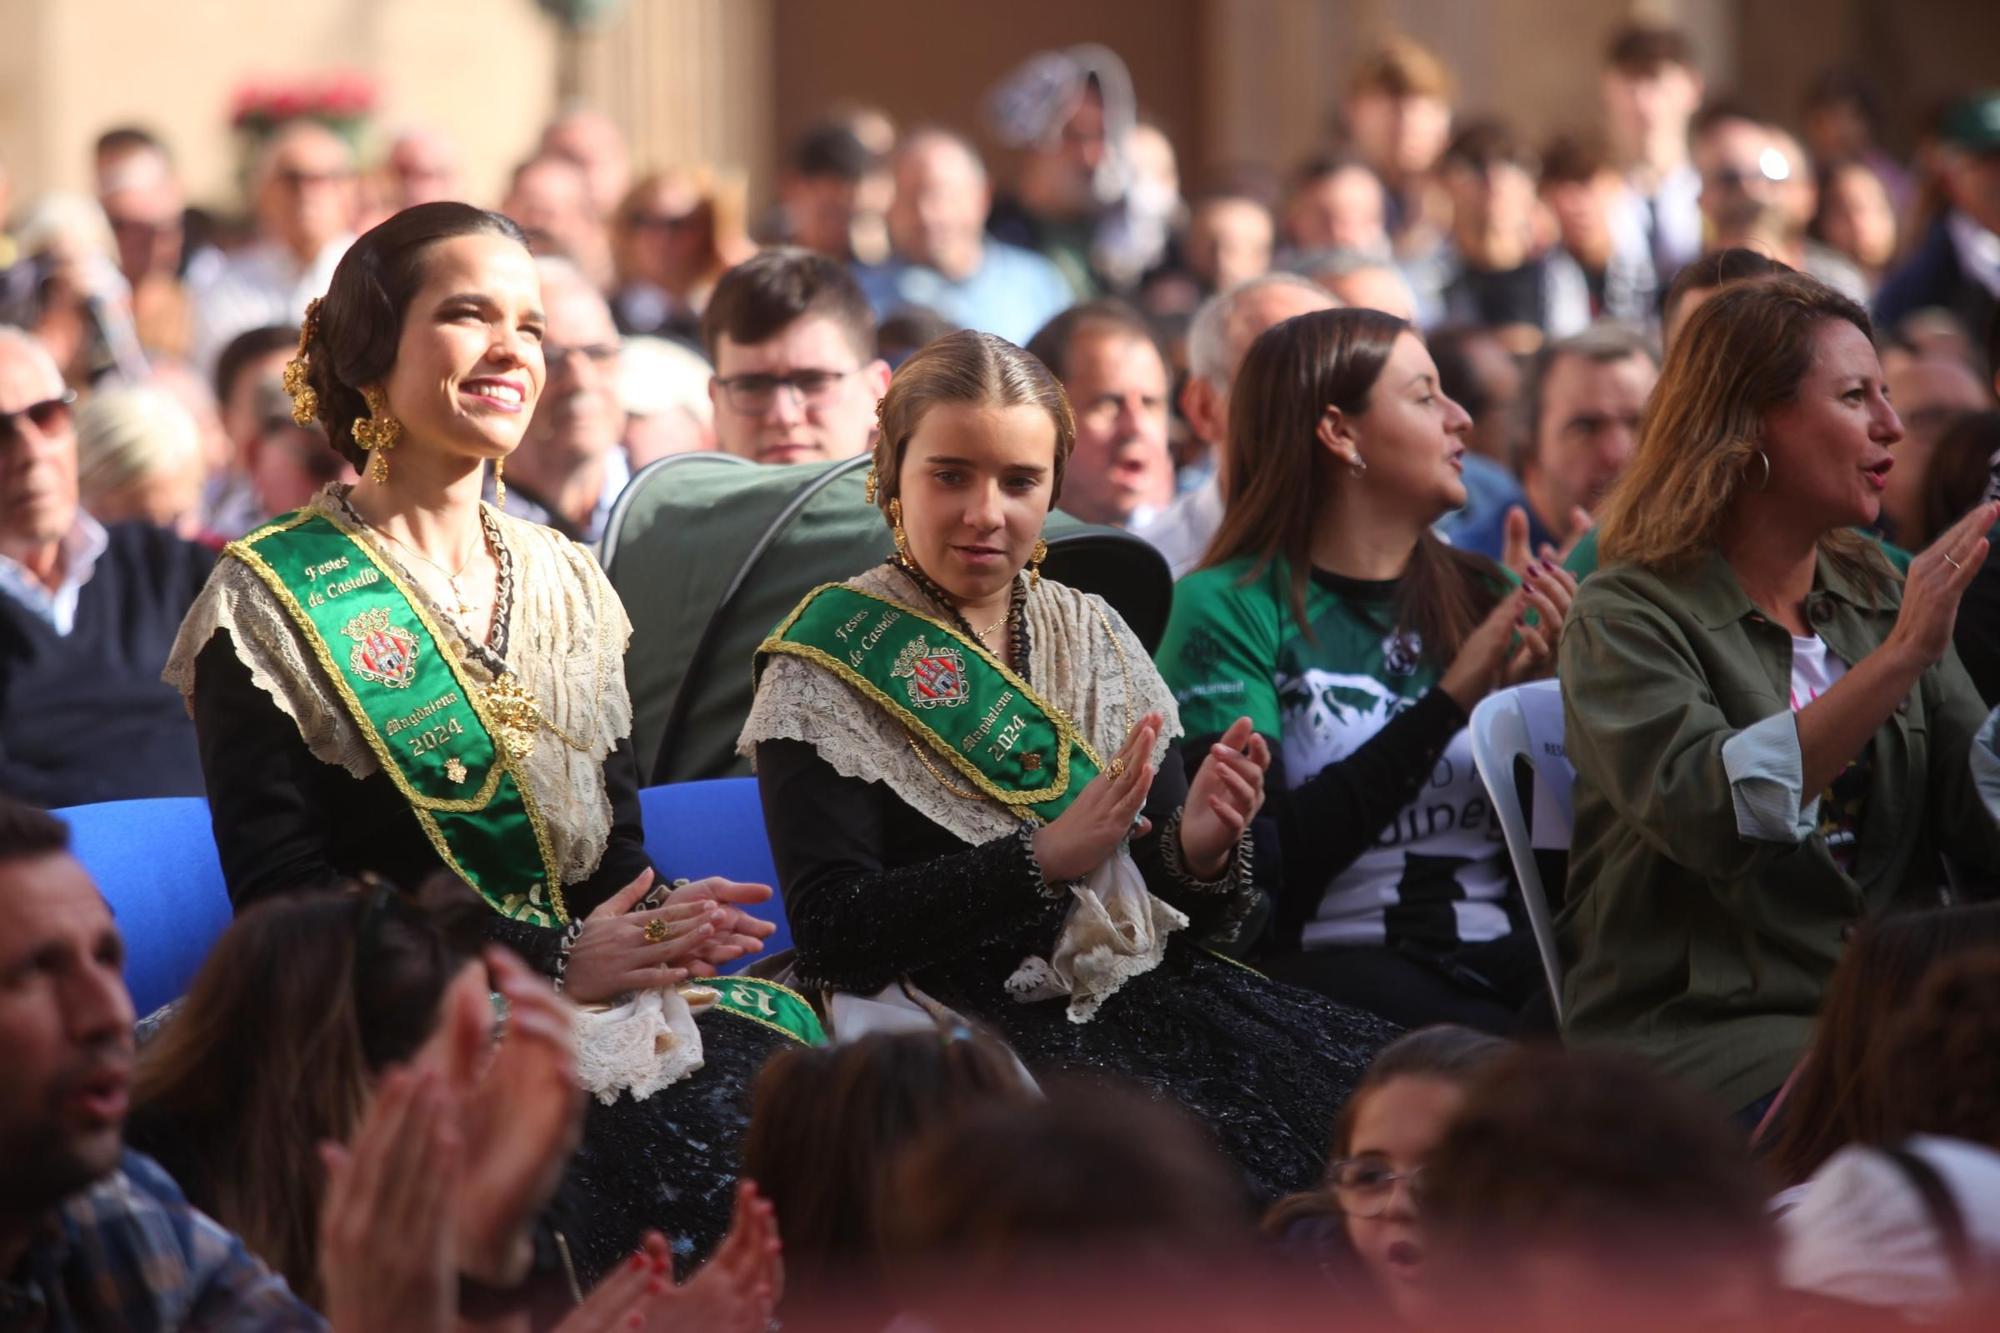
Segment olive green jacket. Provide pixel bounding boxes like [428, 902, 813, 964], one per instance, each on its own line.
[1556, 549, 2000, 1110]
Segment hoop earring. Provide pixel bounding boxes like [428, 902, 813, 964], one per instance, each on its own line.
[352, 388, 402, 484]
[889, 497, 910, 560]
[1749, 449, 1771, 492]
[1029, 537, 1048, 588]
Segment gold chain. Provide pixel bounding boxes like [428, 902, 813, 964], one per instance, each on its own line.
[905, 735, 984, 801]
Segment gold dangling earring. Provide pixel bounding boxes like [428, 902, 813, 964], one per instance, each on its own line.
[1029, 537, 1048, 588]
[889, 497, 910, 561]
[493, 457, 506, 509]
[863, 468, 878, 506]
[353, 387, 402, 484]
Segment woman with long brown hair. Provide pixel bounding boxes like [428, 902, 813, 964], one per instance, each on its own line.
[1156, 308, 1572, 1032]
[128, 883, 783, 1324]
[1560, 272, 2000, 1120]
[129, 887, 470, 1305]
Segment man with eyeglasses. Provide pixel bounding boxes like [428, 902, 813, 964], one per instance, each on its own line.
[1691, 107, 1867, 302]
[496, 258, 631, 543]
[189, 120, 357, 374]
[702, 248, 890, 467]
[0, 328, 213, 806]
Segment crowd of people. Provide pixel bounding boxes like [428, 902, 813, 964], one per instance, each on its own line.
[4, 19, 2000, 1330]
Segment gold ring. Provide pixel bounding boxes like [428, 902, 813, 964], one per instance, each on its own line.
[1107, 756, 1127, 779]
[642, 918, 670, 945]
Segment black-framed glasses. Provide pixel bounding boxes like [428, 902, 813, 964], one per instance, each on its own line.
[0, 391, 77, 444]
[1328, 1157, 1428, 1218]
[714, 369, 854, 414]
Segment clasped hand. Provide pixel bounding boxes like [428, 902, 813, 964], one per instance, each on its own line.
[563, 869, 778, 1005]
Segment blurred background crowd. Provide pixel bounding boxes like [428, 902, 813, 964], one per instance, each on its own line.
[6, 1, 2000, 1329]
[0, 0, 1995, 560]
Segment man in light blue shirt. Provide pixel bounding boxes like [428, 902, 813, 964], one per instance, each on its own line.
[854, 129, 1075, 346]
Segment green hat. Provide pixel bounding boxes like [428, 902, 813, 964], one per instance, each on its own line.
[1943, 91, 2000, 152]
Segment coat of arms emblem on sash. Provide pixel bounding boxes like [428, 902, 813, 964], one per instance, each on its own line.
[891, 636, 970, 710]
[341, 607, 420, 689]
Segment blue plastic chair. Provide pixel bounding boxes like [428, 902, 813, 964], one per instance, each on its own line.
[636, 778, 792, 972]
[54, 797, 233, 1016]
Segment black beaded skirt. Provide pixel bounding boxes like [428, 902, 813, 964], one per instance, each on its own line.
[914, 941, 1401, 1204]
[550, 1008, 792, 1285]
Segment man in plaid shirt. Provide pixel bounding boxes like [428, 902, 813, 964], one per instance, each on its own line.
[0, 801, 322, 1331]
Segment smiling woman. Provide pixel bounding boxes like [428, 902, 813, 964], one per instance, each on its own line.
[160, 202, 808, 1282]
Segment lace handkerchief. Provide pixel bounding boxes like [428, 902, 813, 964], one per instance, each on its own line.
[572, 988, 705, 1105]
[1006, 844, 1188, 1024]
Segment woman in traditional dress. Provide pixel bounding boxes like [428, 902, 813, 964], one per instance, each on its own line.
[165, 202, 815, 1281]
[741, 328, 1398, 1202]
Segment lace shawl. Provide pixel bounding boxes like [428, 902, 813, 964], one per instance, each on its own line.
[163, 486, 633, 887]
[738, 565, 1188, 1018]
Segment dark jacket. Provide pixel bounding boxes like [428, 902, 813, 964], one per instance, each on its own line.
[0, 522, 213, 807]
[1874, 214, 1998, 342]
[1557, 547, 2000, 1109]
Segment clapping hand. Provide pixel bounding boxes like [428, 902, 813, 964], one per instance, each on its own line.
[1031, 711, 1161, 884]
[554, 1184, 782, 1333]
[1439, 567, 1576, 711]
[1890, 500, 1999, 669]
[564, 870, 725, 1004]
[1179, 716, 1271, 878]
[662, 877, 778, 976]
[1499, 503, 1594, 578]
[318, 1066, 461, 1333]
[419, 947, 585, 1288]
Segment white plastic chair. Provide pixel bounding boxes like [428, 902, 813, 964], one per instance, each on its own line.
[1468, 679, 1575, 1023]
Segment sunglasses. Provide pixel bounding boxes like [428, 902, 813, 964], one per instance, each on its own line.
[0, 392, 76, 443]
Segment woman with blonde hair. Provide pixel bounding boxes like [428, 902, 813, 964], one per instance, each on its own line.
[75, 380, 206, 536]
[1559, 272, 2000, 1120]
[610, 167, 753, 345]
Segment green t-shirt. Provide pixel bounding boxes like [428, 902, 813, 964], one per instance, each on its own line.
[1156, 555, 1513, 951]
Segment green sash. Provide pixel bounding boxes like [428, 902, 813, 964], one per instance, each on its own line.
[225, 510, 567, 926]
[695, 977, 826, 1046]
[759, 584, 1103, 821]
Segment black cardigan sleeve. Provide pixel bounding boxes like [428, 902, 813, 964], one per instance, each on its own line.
[754, 737, 1052, 993]
[192, 633, 347, 908]
[1186, 685, 1469, 944]
[755, 734, 1244, 991]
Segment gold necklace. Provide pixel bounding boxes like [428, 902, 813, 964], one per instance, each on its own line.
[366, 520, 488, 621]
[974, 610, 1010, 639]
